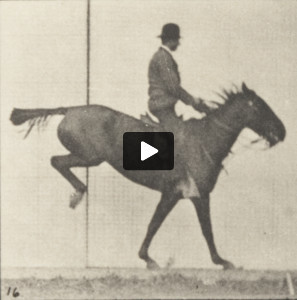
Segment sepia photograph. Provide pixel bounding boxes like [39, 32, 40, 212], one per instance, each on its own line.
[1, 0, 297, 299]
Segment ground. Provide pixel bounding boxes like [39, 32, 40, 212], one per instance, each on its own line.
[1, 268, 297, 299]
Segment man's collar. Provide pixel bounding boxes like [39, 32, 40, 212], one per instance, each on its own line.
[160, 45, 172, 54]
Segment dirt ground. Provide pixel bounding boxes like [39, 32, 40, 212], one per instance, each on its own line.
[1, 268, 297, 300]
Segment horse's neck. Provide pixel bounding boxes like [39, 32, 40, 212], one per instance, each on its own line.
[204, 101, 246, 163]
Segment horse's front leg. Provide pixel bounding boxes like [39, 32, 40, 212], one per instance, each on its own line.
[191, 195, 235, 270]
[139, 191, 179, 270]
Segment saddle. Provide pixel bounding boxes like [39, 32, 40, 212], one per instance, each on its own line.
[140, 113, 160, 128]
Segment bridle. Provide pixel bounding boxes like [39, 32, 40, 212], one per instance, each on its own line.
[212, 108, 270, 151]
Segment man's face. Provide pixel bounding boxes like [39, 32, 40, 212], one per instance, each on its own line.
[168, 39, 180, 51]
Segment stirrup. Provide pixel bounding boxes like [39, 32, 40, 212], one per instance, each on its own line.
[140, 113, 159, 128]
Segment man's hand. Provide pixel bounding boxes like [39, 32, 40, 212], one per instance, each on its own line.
[192, 98, 218, 114]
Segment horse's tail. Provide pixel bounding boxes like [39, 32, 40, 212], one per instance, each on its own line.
[10, 107, 67, 138]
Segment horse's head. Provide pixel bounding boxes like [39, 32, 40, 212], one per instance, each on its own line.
[237, 82, 286, 147]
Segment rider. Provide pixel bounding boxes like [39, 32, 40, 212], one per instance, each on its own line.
[148, 23, 215, 197]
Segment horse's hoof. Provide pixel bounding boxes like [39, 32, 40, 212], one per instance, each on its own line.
[69, 191, 84, 209]
[147, 259, 160, 270]
[223, 261, 236, 270]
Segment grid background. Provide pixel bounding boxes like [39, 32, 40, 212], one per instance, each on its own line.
[1, 0, 297, 270]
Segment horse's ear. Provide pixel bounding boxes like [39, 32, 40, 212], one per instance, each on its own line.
[242, 82, 249, 93]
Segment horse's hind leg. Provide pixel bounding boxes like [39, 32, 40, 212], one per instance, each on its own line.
[51, 154, 102, 209]
[139, 190, 179, 270]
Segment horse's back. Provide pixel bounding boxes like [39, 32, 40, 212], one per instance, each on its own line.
[58, 105, 154, 157]
[60, 104, 145, 131]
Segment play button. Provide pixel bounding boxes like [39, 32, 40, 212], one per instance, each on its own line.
[123, 132, 174, 170]
[141, 141, 158, 161]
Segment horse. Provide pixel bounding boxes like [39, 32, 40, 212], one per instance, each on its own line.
[10, 82, 286, 270]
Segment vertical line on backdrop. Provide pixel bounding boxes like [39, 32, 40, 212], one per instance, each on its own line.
[86, 0, 91, 268]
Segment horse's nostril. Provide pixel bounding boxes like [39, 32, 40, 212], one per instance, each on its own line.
[278, 122, 286, 141]
[281, 127, 286, 141]
[267, 132, 279, 146]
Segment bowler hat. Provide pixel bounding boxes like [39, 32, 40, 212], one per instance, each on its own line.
[158, 23, 181, 39]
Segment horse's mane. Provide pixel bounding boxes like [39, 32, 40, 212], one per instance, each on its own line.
[186, 85, 246, 127]
[215, 85, 245, 106]
[197, 85, 247, 117]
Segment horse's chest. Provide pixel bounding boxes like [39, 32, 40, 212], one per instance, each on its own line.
[183, 138, 222, 192]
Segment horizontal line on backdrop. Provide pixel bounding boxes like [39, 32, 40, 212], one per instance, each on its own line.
[1, 34, 86, 37]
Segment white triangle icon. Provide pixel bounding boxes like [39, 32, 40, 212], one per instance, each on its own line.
[141, 141, 158, 161]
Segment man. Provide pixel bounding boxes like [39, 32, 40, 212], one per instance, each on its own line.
[147, 23, 215, 198]
[148, 23, 214, 128]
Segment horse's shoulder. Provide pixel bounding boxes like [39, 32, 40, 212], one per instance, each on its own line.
[184, 117, 208, 139]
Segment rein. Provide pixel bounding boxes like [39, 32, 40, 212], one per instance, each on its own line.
[212, 116, 268, 149]
[212, 118, 237, 133]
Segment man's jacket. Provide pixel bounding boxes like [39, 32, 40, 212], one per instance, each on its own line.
[148, 47, 195, 112]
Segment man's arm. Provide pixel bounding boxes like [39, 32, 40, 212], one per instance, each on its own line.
[157, 53, 195, 105]
[157, 53, 216, 113]
[178, 87, 196, 106]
